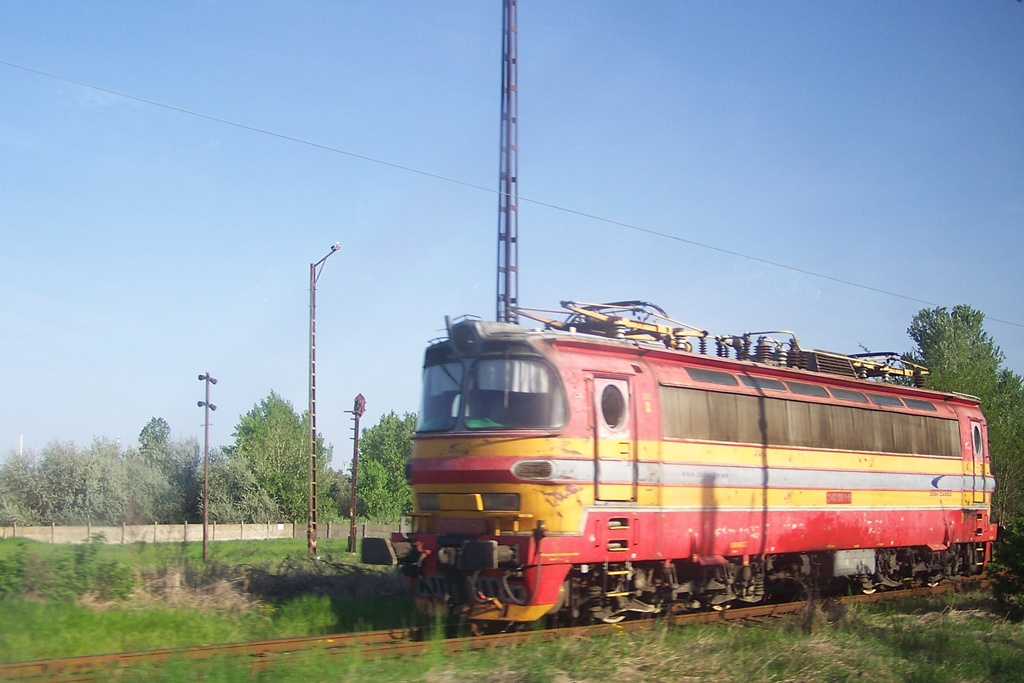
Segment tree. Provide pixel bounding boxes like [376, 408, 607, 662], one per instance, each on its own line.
[23, 439, 136, 525]
[207, 448, 281, 523]
[356, 411, 417, 522]
[906, 305, 1024, 523]
[907, 306, 1003, 399]
[0, 419, 207, 526]
[134, 418, 202, 523]
[228, 391, 337, 522]
[139, 417, 171, 454]
[0, 452, 44, 526]
[328, 470, 352, 522]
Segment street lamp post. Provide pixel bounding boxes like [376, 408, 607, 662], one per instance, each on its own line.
[308, 242, 341, 556]
[197, 372, 217, 563]
[346, 394, 366, 554]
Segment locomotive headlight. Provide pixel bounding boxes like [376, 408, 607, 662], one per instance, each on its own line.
[418, 493, 440, 511]
[481, 493, 520, 511]
[512, 460, 554, 480]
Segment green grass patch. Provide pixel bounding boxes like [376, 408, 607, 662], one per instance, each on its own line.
[6, 589, 1023, 681]
[0, 535, 420, 663]
[17, 537, 1021, 682]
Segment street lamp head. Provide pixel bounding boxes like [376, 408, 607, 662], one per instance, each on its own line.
[197, 400, 205, 408]
[209, 404, 217, 411]
[198, 374, 206, 381]
[332, 242, 341, 251]
[210, 377, 218, 385]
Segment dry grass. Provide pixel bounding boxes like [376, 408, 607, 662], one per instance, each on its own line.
[76, 553, 412, 615]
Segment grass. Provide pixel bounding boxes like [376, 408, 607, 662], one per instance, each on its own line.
[0, 536, 423, 663]
[3, 538, 1023, 681]
[0, 535, 359, 570]
[37, 590, 1022, 683]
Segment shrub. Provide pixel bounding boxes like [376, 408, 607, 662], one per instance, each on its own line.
[992, 516, 1024, 608]
[0, 540, 27, 598]
[12, 535, 136, 602]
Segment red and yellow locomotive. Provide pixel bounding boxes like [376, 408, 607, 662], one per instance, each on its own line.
[363, 302, 997, 624]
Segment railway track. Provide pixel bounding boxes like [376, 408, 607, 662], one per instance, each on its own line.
[0, 579, 985, 681]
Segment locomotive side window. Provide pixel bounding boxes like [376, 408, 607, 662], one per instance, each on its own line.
[600, 384, 627, 430]
[417, 362, 464, 432]
[903, 398, 937, 412]
[464, 358, 566, 430]
[661, 385, 960, 457]
[868, 393, 904, 408]
[829, 388, 869, 403]
[785, 381, 829, 398]
[740, 375, 787, 392]
[972, 424, 984, 456]
[685, 367, 739, 386]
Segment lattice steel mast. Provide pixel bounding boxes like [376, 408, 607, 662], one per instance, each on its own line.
[496, 0, 519, 324]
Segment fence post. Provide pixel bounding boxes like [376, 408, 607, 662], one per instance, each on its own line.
[51, 522, 55, 544]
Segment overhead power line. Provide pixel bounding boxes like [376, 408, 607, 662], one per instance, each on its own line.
[2, 58, 1021, 331]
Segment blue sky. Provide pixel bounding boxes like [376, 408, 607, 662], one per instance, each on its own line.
[2, 2, 1022, 467]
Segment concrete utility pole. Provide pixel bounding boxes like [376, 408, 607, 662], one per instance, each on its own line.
[308, 242, 341, 556]
[347, 394, 366, 554]
[197, 372, 217, 563]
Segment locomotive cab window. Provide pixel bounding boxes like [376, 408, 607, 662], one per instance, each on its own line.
[417, 362, 464, 432]
[972, 424, 984, 457]
[464, 358, 566, 430]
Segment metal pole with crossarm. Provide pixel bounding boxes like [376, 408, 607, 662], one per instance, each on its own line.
[308, 242, 341, 556]
[197, 372, 217, 563]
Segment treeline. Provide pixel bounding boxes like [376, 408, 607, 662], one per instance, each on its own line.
[2, 305, 1022, 538]
[0, 392, 416, 527]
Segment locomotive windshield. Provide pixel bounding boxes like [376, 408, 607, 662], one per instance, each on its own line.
[417, 357, 566, 432]
[417, 362, 463, 432]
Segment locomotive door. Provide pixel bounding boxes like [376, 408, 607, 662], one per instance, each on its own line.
[593, 377, 637, 502]
[970, 420, 986, 505]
